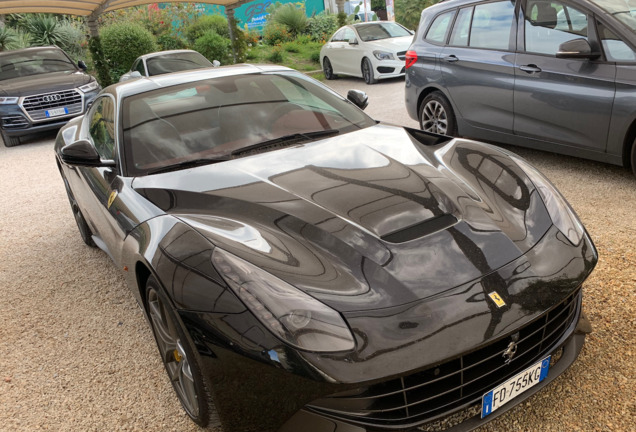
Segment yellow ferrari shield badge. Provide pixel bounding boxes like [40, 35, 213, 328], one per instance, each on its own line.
[488, 292, 506, 308]
[107, 191, 117, 209]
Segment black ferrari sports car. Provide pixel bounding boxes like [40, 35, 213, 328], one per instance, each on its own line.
[55, 64, 597, 432]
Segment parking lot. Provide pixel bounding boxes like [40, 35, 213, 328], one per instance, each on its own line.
[0, 77, 634, 431]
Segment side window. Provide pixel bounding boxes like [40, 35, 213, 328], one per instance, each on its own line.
[450, 7, 474, 46]
[470, 1, 515, 50]
[133, 59, 146, 75]
[88, 97, 116, 160]
[598, 21, 636, 62]
[425, 11, 455, 44]
[524, 1, 588, 55]
[343, 28, 356, 42]
[331, 29, 345, 42]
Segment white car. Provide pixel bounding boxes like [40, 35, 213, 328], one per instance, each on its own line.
[119, 50, 219, 82]
[320, 22, 413, 84]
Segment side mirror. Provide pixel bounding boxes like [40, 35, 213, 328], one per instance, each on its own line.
[60, 139, 115, 167]
[78, 60, 88, 71]
[556, 38, 600, 59]
[349, 38, 359, 45]
[119, 71, 142, 82]
[347, 89, 368, 110]
[213, 60, 221, 67]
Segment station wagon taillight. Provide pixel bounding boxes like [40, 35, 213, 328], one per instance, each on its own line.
[405, 50, 417, 69]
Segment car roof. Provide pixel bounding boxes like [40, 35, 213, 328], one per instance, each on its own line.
[106, 63, 295, 99]
[138, 49, 203, 60]
[0, 45, 63, 57]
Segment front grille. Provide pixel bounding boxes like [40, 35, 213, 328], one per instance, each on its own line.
[1, 115, 29, 128]
[309, 290, 580, 428]
[21, 89, 83, 122]
[397, 51, 407, 60]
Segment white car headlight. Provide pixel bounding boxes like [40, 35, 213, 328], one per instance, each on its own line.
[373, 50, 394, 61]
[512, 156, 584, 245]
[78, 80, 100, 93]
[0, 97, 18, 105]
[212, 248, 356, 353]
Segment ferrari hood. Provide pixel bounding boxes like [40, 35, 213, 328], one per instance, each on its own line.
[133, 124, 552, 312]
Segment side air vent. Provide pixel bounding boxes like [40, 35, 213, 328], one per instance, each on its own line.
[381, 214, 458, 243]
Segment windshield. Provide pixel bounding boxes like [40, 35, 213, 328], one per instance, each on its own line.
[0, 48, 76, 81]
[122, 72, 376, 176]
[356, 22, 412, 42]
[146, 52, 213, 76]
[592, 0, 636, 32]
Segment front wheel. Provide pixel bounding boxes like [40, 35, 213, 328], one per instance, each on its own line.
[146, 277, 216, 427]
[1, 130, 20, 147]
[362, 58, 377, 85]
[631, 138, 636, 177]
[323, 57, 336, 80]
[419, 92, 457, 136]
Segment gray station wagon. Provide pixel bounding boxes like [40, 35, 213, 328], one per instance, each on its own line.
[405, 0, 636, 175]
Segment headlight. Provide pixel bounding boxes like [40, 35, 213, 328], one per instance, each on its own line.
[212, 248, 355, 353]
[373, 50, 394, 61]
[0, 97, 18, 105]
[512, 156, 584, 245]
[78, 80, 100, 93]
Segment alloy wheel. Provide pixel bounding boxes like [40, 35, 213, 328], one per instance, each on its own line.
[147, 287, 199, 418]
[421, 100, 448, 134]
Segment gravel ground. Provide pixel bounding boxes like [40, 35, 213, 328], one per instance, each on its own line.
[0, 77, 634, 432]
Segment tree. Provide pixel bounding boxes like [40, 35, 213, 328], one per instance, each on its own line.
[395, 0, 440, 30]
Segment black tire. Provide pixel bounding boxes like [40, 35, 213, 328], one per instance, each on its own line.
[63, 185, 97, 248]
[362, 58, 377, 85]
[323, 57, 336, 80]
[145, 277, 216, 427]
[631, 138, 636, 177]
[419, 92, 457, 136]
[1, 130, 20, 147]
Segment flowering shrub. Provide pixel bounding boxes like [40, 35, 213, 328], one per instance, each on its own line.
[263, 22, 293, 46]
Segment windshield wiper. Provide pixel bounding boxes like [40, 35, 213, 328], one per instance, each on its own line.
[231, 130, 340, 157]
[145, 156, 230, 175]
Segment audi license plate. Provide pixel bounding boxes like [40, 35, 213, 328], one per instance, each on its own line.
[481, 356, 551, 418]
[45, 107, 68, 117]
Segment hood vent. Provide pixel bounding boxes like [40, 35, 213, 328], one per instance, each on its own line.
[381, 214, 458, 244]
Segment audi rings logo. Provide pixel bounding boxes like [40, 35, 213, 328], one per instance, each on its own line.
[42, 94, 62, 103]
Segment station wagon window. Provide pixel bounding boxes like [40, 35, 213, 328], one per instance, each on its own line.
[524, 1, 588, 55]
[450, 7, 474, 46]
[597, 21, 636, 61]
[88, 97, 116, 160]
[425, 11, 455, 44]
[470, 1, 515, 50]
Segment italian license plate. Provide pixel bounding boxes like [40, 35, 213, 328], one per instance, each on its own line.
[45, 107, 68, 117]
[481, 356, 551, 418]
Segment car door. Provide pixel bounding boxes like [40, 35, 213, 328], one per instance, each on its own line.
[75, 96, 139, 265]
[513, 0, 615, 152]
[344, 27, 366, 76]
[439, 0, 517, 133]
[325, 28, 349, 75]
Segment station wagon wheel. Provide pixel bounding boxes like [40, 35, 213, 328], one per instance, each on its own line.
[323, 57, 336, 80]
[145, 277, 215, 427]
[362, 58, 377, 85]
[419, 92, 457, 136]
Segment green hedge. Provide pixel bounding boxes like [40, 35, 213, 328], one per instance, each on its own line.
[100, 22, 158, 82]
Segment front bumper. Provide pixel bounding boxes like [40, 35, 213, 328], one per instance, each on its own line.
[178, 226, 596, 432]
[373, 58, 406, 80]
[0, 90, 98, 138]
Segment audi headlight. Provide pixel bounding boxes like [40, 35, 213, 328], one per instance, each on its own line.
[373, 50, 394, 61]
[78, 80, 100, 93]
[0, 97, 18, 105]
[212, 248, 355, 353]
[512, 156, 584, 245]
